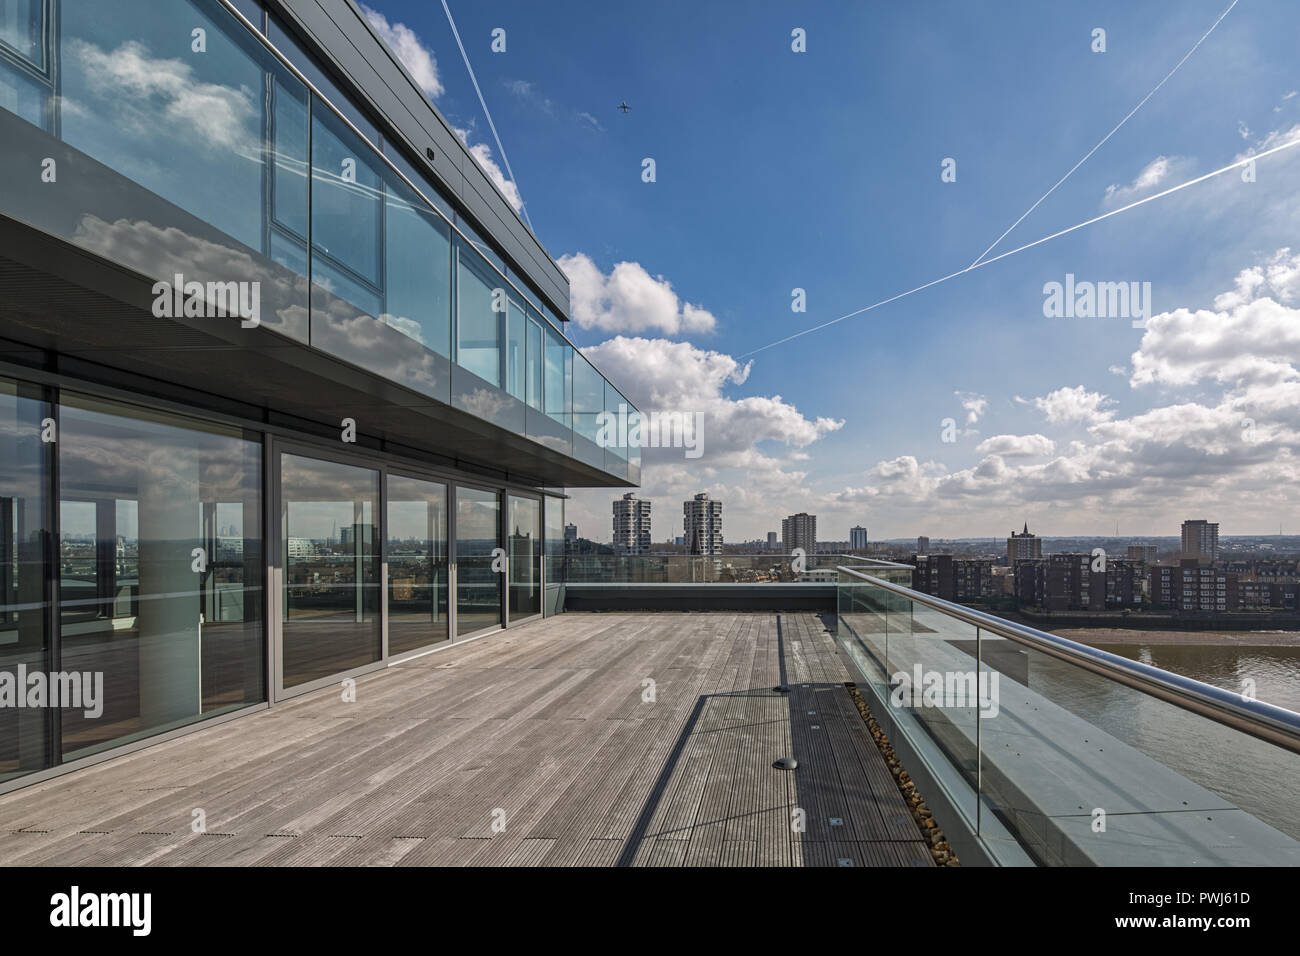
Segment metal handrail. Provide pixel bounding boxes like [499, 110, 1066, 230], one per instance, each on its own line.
[837, 564, 1300, 757]
[561, 553, 912, 566]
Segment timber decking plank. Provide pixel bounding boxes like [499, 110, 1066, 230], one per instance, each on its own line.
[0, 612, 926, 867]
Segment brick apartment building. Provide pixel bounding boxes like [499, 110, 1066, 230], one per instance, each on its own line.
[1149, 560, 1237, 613]
[1014, 554, 1144, 611]
[911, 554, 999, 602]
[1238, 579, 1299, 610]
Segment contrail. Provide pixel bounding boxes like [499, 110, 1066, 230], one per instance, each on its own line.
[441, 0, 534, 232]
[968, 0, 1240, 269]
[739, 135, 1299, 358]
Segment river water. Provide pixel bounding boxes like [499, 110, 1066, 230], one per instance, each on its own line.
[1038, 631, 1300, 843]
[1086, 639, 1300, 713]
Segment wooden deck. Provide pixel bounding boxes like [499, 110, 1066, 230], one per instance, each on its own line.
[0, 612, 931, 867]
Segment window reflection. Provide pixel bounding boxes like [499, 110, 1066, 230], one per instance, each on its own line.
[0, 0, 45, 69]
[573, 352, 604, 445]
[544, 325, 572, 428]
[268, 13, 378, 144]
[311, 106, 382, 295]
[525, 316, 543, 410]
[387, 474, 448, 654]
[281, 453, 379, 686]
[508, 496, 540, 620]
[57, 0, 308, 270]
[384, 178, 452, 357]
[457, 244, 503, 387]
[455, 486, 500, 635]
[543, 496, 565, 616]
[58, 394, 264, 760]
[506, 300, 526, 401]
[0, 378, 52, 782]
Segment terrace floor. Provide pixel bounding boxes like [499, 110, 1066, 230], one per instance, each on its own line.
[0, 612, 931, 867]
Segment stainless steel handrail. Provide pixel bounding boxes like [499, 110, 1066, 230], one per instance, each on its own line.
[829, 555, 915, 570]
[837, 565, 1300, 756]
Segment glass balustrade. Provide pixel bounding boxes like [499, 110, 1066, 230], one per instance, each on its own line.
[0, 0, 637, 480]
[836, 565, 1300, 866]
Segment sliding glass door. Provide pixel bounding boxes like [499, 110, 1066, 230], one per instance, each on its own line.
[272, 452, 537, 693]
[280, 452, 380, 688]
[58, 394, 264, 759]
[507, 495, 541, 622]
[386, 474, 448, 654]
[455, 486, 501, 636]
[0, 379, 52, 782]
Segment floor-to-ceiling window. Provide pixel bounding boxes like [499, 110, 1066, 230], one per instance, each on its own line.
[0, 378, 52, 782]
[58, 394, 264, 760]
[544, 495, 565, 617]
[0, 357, 576, 786]
[281, 453, 379, 687]
[455, 486, 501, 636]
[507, 495, 541, 621]
[386, 474, 448, 655]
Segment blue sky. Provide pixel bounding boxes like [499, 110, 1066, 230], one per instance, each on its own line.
[363, 0, 1300, 543]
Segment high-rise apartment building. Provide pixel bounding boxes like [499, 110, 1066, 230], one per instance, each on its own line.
[1007, 523, 1042, 566]
[767, 531, 779, 550]
[683, 493, 723, 555]
[0, 0, 642, 791]
[850, 525, 868, 550]
[612, 493, 652, 554]
[917, 535, 931, 553]
[782, 513, 817, 556]
[1181, 520, 1220, 563]
[564, 523, 579, 544]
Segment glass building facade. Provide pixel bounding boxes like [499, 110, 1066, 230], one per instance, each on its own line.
[0, 0, 625, 790]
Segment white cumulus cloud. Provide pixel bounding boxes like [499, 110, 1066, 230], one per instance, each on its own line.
[955, 391, 987, 425]
[835, 250, 1300, 535]
[1022, 385, 1116, 425]
[975, 434, 1056, 457]
[560, 253, 718, 335]
[452, 127, 523, 213]
[361, 5, 443, 99]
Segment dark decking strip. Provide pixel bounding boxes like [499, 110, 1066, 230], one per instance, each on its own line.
[0, 612, 931, 867]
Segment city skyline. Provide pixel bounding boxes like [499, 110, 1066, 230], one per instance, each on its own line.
[576, 491, 1268, 553]
[354, 0, 1300, 541]
[4, 0, 1297, 884]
